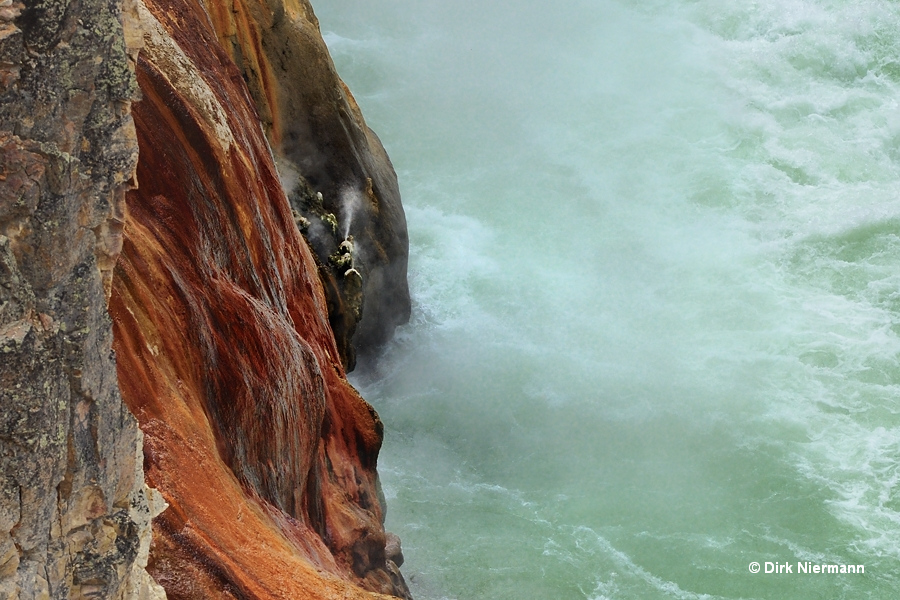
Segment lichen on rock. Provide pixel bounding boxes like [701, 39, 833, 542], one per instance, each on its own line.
[0, 0, 164, 596]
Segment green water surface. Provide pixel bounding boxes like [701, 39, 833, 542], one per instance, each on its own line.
[317, 1, 900, 597]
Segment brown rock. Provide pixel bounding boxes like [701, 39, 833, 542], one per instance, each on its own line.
[109, 0, 410, 597]
[384, 532, 404, 568]
[1, 0, 412, 595]
[0, 0, 164, 596]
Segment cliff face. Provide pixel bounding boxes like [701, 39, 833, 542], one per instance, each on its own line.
[109, 0, 409, 597]
[2, 0, 410, 597]
[0, 0, 164, 597]
[202, 0, 411, 370]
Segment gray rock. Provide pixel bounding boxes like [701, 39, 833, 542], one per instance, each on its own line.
[0, 0, 164, 597]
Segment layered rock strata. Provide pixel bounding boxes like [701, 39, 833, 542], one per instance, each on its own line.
[0, 0, 164, 597]
[202, 0, 411, 370]
[109, 0, 410, 597]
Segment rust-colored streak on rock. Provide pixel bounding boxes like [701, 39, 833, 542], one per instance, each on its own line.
[110, 0, 408, 597]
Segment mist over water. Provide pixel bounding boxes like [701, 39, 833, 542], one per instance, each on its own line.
[317, 1, 900, 597]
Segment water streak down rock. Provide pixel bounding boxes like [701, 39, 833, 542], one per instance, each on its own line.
[109, 0, 411, 597]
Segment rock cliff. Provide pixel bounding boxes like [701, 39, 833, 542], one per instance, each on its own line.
[202, 0, 411, 371]
[1, 0, 410, 597]
[0, 0, 164, 597]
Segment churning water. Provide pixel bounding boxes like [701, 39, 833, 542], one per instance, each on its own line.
[317, 1, 900, 597]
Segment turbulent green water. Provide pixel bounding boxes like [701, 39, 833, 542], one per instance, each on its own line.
[317, 1, 900, 597]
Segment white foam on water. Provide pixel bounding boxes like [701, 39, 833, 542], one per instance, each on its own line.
[323, 0, 900, 597]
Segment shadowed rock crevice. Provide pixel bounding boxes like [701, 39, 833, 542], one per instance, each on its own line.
[202, 0, 411, 371]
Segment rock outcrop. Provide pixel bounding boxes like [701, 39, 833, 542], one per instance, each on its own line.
[109, 0, 410, 597]
[2, 0, 410, 597]
[0, 0, 165, 597]
[202, 0, 411, 370]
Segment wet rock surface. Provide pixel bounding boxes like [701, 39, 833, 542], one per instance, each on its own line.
[108, 0, 411, 597]
[1, 0, 410, 596]
[202, 0, 411, 370]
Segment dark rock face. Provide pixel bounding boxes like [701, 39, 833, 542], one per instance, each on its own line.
[203, 0, 411, 370]
[0, 0, 163, 598]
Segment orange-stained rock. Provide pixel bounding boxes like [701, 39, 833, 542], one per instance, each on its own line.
[201, 0, 411, 370]
[109, 0, 410, 597]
